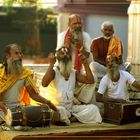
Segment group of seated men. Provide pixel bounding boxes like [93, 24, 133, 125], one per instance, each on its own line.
[0, 14, 140, 130]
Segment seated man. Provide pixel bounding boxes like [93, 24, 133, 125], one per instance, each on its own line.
[42, 46, 102, 125]
[96, 55, 140, 103]
[90, 21, 131, 78]
[0, 43, 57, 129]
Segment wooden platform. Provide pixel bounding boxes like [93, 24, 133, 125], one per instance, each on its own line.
[0, 122, 140, 140]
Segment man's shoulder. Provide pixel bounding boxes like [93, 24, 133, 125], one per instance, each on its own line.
[100, 74, 109, 82]
[120, 70, 132, 77]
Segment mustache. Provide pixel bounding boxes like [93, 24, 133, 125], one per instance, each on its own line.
[73, 27, 82, 32]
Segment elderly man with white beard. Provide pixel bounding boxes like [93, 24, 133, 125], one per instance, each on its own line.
[90, 21, 131, 79]
[0, 43, 57, 129]
[42, 46, 102, 125]
[57, 14, 96, 106]
[96, 55, 140, 104]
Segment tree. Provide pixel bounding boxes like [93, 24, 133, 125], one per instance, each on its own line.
[2, 0, 41, 56]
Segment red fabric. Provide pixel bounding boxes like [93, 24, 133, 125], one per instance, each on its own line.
[64, 28, 71, 49]
[64, 28, 83, 71]
[90, 37, 123, 62]
[74, 49, 82, 71]
[90, 37, 110, 61]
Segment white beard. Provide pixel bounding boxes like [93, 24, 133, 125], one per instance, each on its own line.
[103, 35, 112, 40]
[58, 60, 72, 80]
[108, 69, 119, 80]
[7, 59, 22, 75]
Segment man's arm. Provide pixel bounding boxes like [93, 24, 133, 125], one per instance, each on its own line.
[0, 101, 7, 115]
[26, 85, 57, 111]
[76, 53, 94, 84]
[96, 92, 127, 103]
[0, 95, 7, 115]
[42, 53, 56, 87]
[132, 81, 140, 91]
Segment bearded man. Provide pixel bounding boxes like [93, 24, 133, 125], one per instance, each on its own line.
[0, 43, 57, 128]
[90, 21, 131, 78]
[56, 14, 92, 71]
[96, 55, 140, 103]
[42, 46, 102, 125]
[57, 14, 96, 106]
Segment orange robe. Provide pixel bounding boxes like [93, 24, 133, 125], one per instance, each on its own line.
[0, 66, 39, 105]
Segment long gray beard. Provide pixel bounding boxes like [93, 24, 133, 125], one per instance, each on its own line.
[58, 60, 72, 79]
[7, 59, 22, 75]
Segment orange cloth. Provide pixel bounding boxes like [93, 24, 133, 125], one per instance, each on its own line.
[0, 66, 39, 105]
[107, 35, 122, 57]
[64, 28, 83, 71]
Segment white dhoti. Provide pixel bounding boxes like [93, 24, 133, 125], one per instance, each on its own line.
[57, 104, 102, 125]
[56, 106, 71, 125]
[72, 104, 102, 123]
[74, 72, 98, 104]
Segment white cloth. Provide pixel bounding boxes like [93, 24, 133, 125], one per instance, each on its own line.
[72, 104, 102, 124]
[0, 78, 29, 122]
[98, 70, 135, 101]
[53, 68, 102, 124]
[56, 31, 92, 63]
[56, 31, 95, 104]
[74, 73, 97, 104]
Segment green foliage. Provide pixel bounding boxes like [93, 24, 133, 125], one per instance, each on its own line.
[2, 0, 38, 13]
[38, 8, 57, 28]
